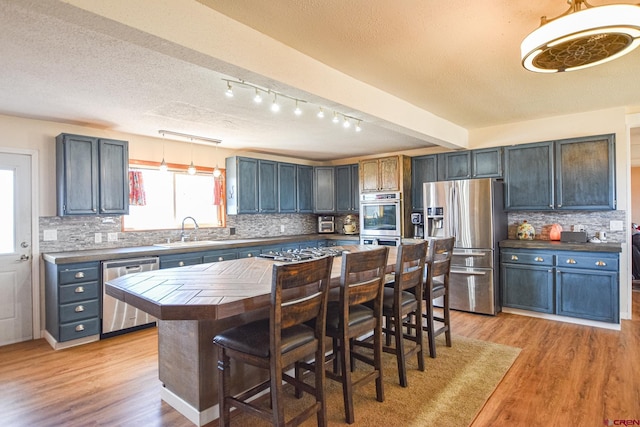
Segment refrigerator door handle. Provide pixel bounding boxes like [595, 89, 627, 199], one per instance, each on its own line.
[450, 268, 488, 276]
[449, 184, 457, 239]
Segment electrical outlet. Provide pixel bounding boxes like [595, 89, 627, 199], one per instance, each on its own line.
[280, 225, 285, 233]
[107, 232, 118, 242]
[43, 229, 57, 241]
[610, 220, 623, 231]
[94, 233, 102, 243]
[229, 227, 236, 235]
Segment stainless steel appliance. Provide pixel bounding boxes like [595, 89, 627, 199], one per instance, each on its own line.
[411, 212, 424, 238]
[101, 257, 159, 337]
[318, 215, 335, 233]
[359, 192, 402, 245]
[360, 236, 401, 246]
[424, 179, 506, 315]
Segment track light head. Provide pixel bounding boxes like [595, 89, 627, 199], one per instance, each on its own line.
[225, 82, 234, 98]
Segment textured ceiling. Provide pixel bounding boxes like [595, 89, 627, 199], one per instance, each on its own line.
[0, 0, 639, 161]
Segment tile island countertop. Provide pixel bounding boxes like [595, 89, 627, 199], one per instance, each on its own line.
[499, 239, 622, 253]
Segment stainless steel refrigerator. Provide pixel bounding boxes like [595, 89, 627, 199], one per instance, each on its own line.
[423, 178, 507, 315]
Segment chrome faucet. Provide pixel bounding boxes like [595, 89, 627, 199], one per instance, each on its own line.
[180, 216, 199, 241]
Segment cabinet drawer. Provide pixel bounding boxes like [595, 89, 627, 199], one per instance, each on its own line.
[59, 281, 99, 304]
[238, 248, 260, 258]
[500, 251, 553, 266]
[59, 265, 99, 284]
[202, 252, 238, 263]
[556, 254, 617, 271]
[160, 256, 202, 269]
[59, 317, 100, 342]
[59, 299, 99, 323]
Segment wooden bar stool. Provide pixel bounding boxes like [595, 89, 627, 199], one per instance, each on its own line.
[378, 241, 428, 387]
[423, 237, 455, 358]
[300, 246, 388, 425]
[213, 255, 333, 427]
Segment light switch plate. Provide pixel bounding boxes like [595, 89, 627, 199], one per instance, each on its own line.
[94, 233, 102, 243]
[107, 232, 118, 242]
[43, 229, 57, 241]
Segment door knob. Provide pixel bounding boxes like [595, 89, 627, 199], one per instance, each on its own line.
[19, 254, 30, 261]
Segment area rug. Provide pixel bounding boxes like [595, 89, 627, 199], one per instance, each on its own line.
[229, 335, 521, 426]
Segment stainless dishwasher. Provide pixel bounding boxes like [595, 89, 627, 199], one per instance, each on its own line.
[101, 257, 159, 337]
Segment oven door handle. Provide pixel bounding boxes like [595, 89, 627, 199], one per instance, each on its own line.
[450, 268, 487, 276]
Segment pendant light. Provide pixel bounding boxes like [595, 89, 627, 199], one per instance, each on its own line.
[213, 141, 222, 178]
[159, 133, 168, 172]
[187, 140, 196, 175]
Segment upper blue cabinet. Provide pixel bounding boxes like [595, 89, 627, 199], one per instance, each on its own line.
[504, 134, 615, 211]
[56, 133, 129, 216]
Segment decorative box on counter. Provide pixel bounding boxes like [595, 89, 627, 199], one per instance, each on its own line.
[560, 231, 588, 243]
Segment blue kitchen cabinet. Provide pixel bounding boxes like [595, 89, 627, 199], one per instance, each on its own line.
[555, 134, 616, 210]
[226, 157, 259, 214]
[411, 155, 438, 211]
[438, 151, 471, 181]
[56, 133, 129, 216]
[258, 160, 278, 213]
[500, 248, 619, 323]
[472, 147, 503, 178]
[159, 253, 204, 269]
[314, 166, 336, 213]
[297, 165, 314, 213]
[504, 141, 554, 210]
[504, 134, 615, 211]
[335, 164, 359, 213]
[501, 249, 554, 313]
[277, 162, 297, 213]
[45, 261, 101, 343]
[555, 252, 619, 323]
[202, 250, 238, 263]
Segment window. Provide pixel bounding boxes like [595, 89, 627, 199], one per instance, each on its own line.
[123, 167, 225, 231]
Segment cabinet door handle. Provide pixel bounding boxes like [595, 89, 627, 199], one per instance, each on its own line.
[178, 261, 185, 267]
[75, 324, 85, 332]
[534, 257, 544, 262]
[549, 204, 553, 208]
[566, 259, 577, 264]
[595, 261, 607, 267]
[510, 255, 519, 261]
[557, 204, 562, 208]
[75, 305, 85, 312]
[247, 253, 253, 257]
[74, 286, 85, 293]
[74, 272, 85, 279]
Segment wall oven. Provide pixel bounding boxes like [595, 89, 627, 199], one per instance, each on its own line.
[359, 192, 402, 245]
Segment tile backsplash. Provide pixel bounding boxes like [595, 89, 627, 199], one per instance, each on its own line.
[507, 210, 626, 242]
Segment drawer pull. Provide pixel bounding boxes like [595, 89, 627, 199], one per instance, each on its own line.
[74, 272, 85, 279]
[595, 261, 607, 267]
[75, 324, 85, 332]
[74, 286, 85, 293]
[534, 257, 544, 262]
[511, 255, 519, 261]
[247, 253, 253, 257]
[178, 261, 185, 267]
[566, 259, 577, 264]
[218, 257, 224, 261]
[74, 305, 85, 312]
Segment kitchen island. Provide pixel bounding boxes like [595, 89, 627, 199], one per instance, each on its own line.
[104, 245, 396, 426]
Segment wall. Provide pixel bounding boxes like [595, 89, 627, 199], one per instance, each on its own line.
[631, 167, 640, 225]
[469, 106, 632, 319]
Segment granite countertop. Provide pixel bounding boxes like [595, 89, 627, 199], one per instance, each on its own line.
[499, 239, 622, 253]
[42, 233, 360, 264]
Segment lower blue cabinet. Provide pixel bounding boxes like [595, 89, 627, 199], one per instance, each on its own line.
[501, 248, 619, 323]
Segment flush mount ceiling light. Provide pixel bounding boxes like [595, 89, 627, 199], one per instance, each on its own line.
[521, 0, 640, 73]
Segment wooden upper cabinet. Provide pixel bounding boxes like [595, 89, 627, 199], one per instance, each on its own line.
[360, 155, 403, 193]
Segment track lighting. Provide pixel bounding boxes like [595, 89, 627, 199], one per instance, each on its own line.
[253, 89, 262, 103]
[221, 78, 363, 132]
[271, 94, 280, 112]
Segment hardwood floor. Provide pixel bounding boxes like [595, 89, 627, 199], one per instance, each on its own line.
[1, 293, 638, 426]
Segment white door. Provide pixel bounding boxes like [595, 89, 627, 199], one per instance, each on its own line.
[0, 153, 32, 346]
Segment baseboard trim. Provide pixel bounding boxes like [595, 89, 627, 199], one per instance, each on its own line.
[160, 387, 218, 426]
[42, 330, 99, 350]
[502, 308, 621, 331]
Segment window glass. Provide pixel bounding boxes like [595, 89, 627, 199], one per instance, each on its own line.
[123, 168, 224, 231]
[0, 170, 14, 253]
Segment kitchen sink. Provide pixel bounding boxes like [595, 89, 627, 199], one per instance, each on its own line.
[153, 240, 222, 248]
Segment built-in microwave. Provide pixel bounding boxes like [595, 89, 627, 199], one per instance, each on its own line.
[359, 192, 402, 237]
